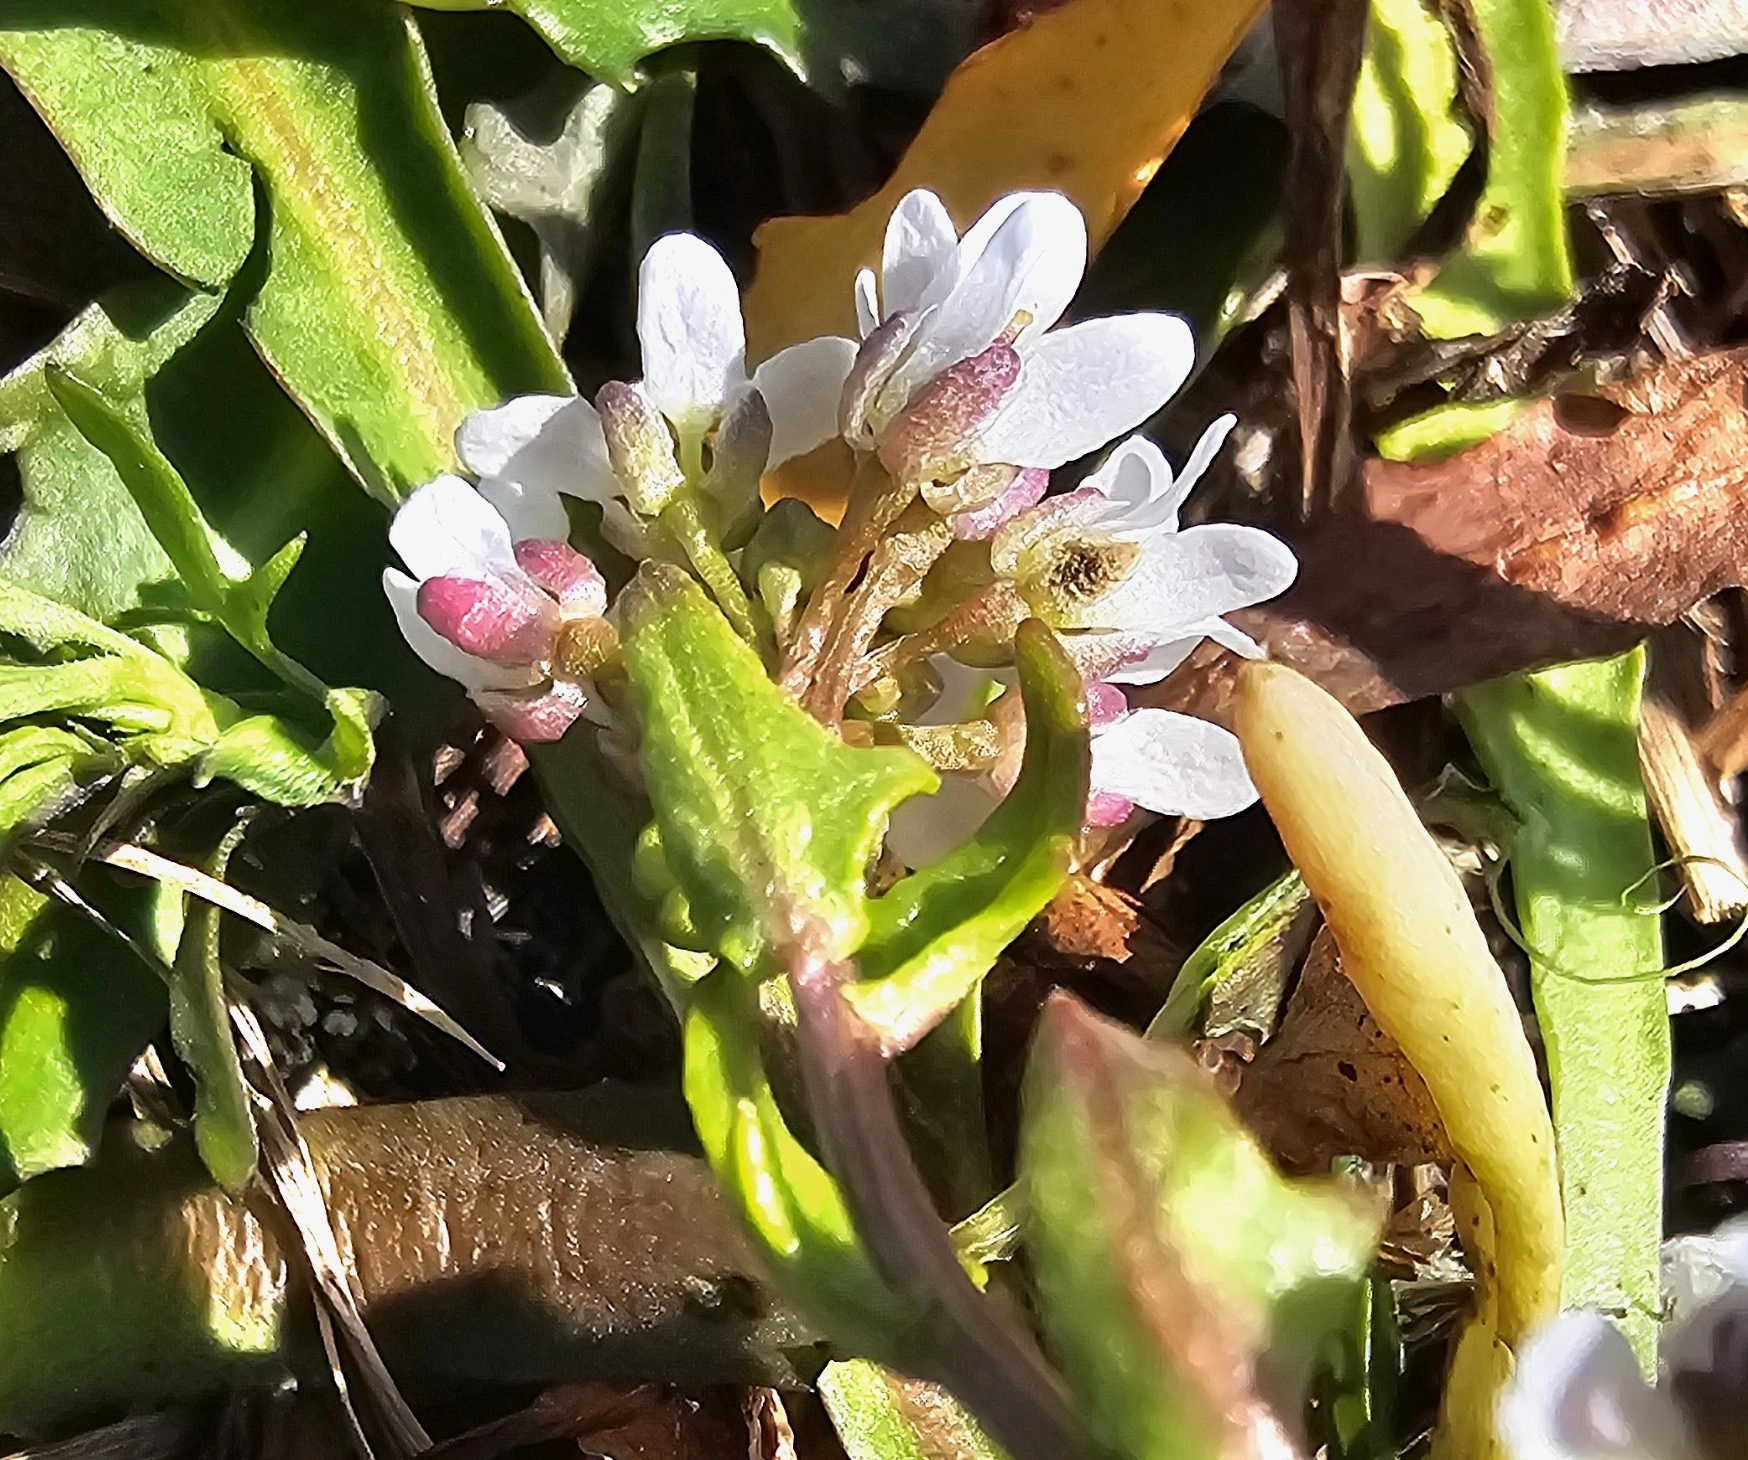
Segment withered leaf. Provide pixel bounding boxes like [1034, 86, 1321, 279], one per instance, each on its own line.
[1151, 347, 1748, 720]
[1232, 927, 1453, 1173]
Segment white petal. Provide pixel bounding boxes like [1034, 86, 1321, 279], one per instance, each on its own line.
[637, 233, 747, 432]
[881, 189, 959, 318]
[1085, 523, 1298, 634]
[1500, 1312, 1690, 1460]
[751, 335, 858, 467]
[855, 268, 880, 337]
[1082, 435, 1172, 514]
[1096, 637, 1201, 686]
[1090, 710, 1257, 820]
[456, 394, 572, 478]
[382, 569, 532, 693]
[972, 314, 1195, 469]
[389, 476, 519, 581]
[883, 772, 1000, 868]
[457, 395, 616, 511]
[884, 193, 1087, 409]
[477, 476, 572, 542]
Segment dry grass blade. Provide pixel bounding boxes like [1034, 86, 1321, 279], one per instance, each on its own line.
[24, 830, 502, 1070]
[229, 1001, 432, 1460]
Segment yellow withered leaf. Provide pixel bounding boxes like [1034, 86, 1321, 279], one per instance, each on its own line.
[741, 0, 1267, 365]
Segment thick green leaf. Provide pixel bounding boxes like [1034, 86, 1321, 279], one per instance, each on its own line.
[160, 828, 256, 1191]
[0, 0, 568, 502]
[1456, 651, 1666, 1365]
[620, 564, 936, 976]
[1021, 995, 1379, 1460]
[0, 877, 166, 1196]
[819, 1358, 1010, 1460]
[0, 283, 219, 623]
[412, 0, 799, 87]
[682, 972, 908, 1348]
[849, 620, 1088, 1050]
[199, 689, 375, 808]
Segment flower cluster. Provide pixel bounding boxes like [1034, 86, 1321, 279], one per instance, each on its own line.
[383, 187, 1298, 857]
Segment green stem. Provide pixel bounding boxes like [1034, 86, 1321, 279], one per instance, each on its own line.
[1456, 650, 1667, 1366]
[660, 494, 769, 656]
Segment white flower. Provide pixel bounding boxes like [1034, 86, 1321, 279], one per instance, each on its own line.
[990, 420, 1298, 685]
[1084, 682, 1257, 827]
[382, 477, 610, 742]
[1500, 1217, 1748, 1460]
[845, 189, 1195, 482]
[449, 233, 856, 556]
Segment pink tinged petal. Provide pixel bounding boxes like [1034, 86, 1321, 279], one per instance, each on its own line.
[854, 268, 880, 337]
[1501, 1312, 1690, 1460]
[473, 679, 591, 744]
[881, 189, 960, 318]
[382, 569, 532, 693]
[417, 575, 560, 665]
[1084, 791, 1135, 827]
[953, 466, 1048, 540]
[389, 476, 521, 580]
[1090, 709, 1258, 820]
[637, 232, 747, 432]
[882, 193, 1087, 411]
[513, 540, 607, 616]
[878, 342, 1022, 483]
[1077, 523, 1299, 634]
[1065, 631, 1196, 686]
[883, 772, 1001, 868]
[1083, 680, 1128, 728]
[973, 313, 1196, 470]
[750, 335, 858, 467]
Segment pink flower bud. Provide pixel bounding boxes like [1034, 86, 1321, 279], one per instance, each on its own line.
[416, 574, 558, 665]
[1085, 790, 1135, 827]
[513, 540, 607, 618]
[877, 343, 1021, 484]
[1083, 680, 1128, 729]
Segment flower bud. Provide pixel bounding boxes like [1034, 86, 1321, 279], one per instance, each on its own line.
[840, 311, 918, 448]
[596, 381, 685, 517]
[473, 679, 590, 743]
[877, 343, 1022, 485]
[416, 574, 559, 665]
[704, 388, 773, 531]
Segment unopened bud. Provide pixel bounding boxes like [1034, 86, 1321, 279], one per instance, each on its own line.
[705, 388, 773, 525]
[877, 343, 1021, 485]
[840, 312, 917, 448]
[417, 574, 558, 665]
[1083, 680, 1128, 728]
[554, 615, 620, 680]
[513, 540, 607, 618]
[596, 381, 685, 516]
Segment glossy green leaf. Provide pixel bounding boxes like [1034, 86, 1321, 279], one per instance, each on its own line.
[0, 283, 219, 623]
[620, 564, 936, 976]
[0, 877, 166, 1196]
[1021, 995, 1379, 1460]
[0, 0, 569, 503]
[160, 827, 256, 1191]
[849, 620, 1087, 1050]
[411, 0, 800, 88]
[682, 971, 908, 1349]
[1456, 651, 1666, 1365]
[820, 1358, 1010, 1460]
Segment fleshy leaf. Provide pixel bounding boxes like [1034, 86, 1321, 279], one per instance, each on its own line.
[620, 564, 936, 976]
[0, 877, 166, 1197]
[819, 1358, 1010, 1460]
[0, 0, 569, 502]
[1021, 994, 1380, 1460]
[159, 831, 257, 1192]
[848, 621, 1088, 1051]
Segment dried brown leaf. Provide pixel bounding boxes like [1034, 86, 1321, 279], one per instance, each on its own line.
[1232, 928, 1453, 1173]
[1152, 348, 1748, 720]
